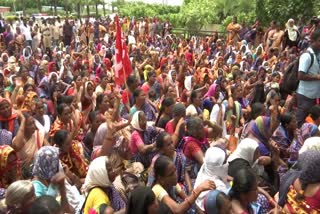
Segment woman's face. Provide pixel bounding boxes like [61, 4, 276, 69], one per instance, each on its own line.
[25, 116, 36, 134]
[163, 162, 177, 187]
[167, 86, 177, 99]
[0, 101, 11, 118]
[136, 91, 146, 105]
[75, 76, 82, 87]
[171, 72, 177, 82]
[193, 92, 202, 107]
[100, 95, 110, 113]
[165, 104, 174, 116]
[139, 112, 147, 130]
[270, 94, 280, 106]
[60, 106, 72, 124]
[161, 135, 175, 157]
[287, 116, 297, 131]
[87, 83, 94, 96]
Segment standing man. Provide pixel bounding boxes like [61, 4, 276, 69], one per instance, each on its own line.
[296, 30, 320, 127]
[41, 19, 51, 50]
[226, 16, 242, 46]
[63, 19, 73, 46]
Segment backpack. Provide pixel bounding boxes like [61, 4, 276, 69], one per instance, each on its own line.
[280, 51, 314, 96]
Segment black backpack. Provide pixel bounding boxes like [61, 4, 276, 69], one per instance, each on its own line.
[280, 51, 314, 96]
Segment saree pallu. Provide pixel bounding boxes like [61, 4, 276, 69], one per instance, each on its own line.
[60, 141, 88, 178]
[286, 186, 320, 214]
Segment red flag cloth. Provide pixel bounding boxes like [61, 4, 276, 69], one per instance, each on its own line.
[114, 15, 132, 86]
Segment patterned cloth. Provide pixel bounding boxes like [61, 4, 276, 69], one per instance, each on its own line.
[245, 116, 271, 156]
[60, 141, 89, 178]
[0, 145, 21, 188]
[32, 146, 60, 180]
[289, 123, 319, 162]
[286, 186, 320, 214]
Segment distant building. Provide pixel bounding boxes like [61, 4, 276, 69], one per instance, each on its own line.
[0, 6, 10, 16]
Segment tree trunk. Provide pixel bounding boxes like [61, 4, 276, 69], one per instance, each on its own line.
[54, 0, 57, 16]
[95, 3, 98, 18]
[86, 4, 90, 17]
[77, 3, 81, 19]
[103, 3, 106, 16]
[37, 0, 41, 13]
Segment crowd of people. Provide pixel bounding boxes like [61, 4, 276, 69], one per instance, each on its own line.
[0, 13, 320, 214]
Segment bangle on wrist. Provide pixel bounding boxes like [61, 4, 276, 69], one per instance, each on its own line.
[192, 190, 198, 197]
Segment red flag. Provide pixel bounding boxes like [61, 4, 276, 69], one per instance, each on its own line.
[114, 15, 132, 86]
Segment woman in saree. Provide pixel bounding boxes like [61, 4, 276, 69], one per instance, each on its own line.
[0, 97, 19, 145]
[284, 151, 320, 213]
[147, 132, 192, 196]
[12, 113, 47, 178]
[0, 145, 21, 196]
[53, 129, 88, 179]
[82, 156, 125, 214]
[49, 102, 76, 141]
[129, 111, 160, 168]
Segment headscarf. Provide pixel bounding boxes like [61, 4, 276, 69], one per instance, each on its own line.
[204, 190, 223, 214]
[286, 19, 298, 42]
[203, 83, 217, 98]
[195, 147, 229, 211]
[168, 70, 177, 85]
[228, 138, 259, 166]
[21, 91, 38, 112]
[0, 145, 21, 188]
[126, 186, 155, 214]
[299, 137, 320, 154]
[246, 116, 272, 156]
[82, 156, 110, 194]
[0, 98, 17, 134]
[131, 111, 144, 131]
[184, 76, 193, 92]
[32, 146, 59, 180]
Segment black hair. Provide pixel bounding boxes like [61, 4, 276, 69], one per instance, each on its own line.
[126, 75, 137, 87]
[156, 131, 170, 149]
[28, 195, 61, 214]
[56, 103, 68, 116]
[155, 97, 175, 126]
[88, 111, 98, 123]
[280, 112, 294, 127]
[250, 84, 266, 105]
[133, 88, 143, 99]
[309, 105, 320, 121]
[96, 93, 106, 109]
[57, 95, 74, 106]
[147, 70, 156, 81]
[186, 117, 203, 138]
[23, 83, 34, 92]
[250, 102, 265, 120]
[229, 168, 257, 200]
[190, 90, 199, 103]
[154, 155, 172, 181]
[53, 130, 68, 147]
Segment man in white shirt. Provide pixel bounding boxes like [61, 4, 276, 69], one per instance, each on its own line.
[20, 19, 33, 47]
